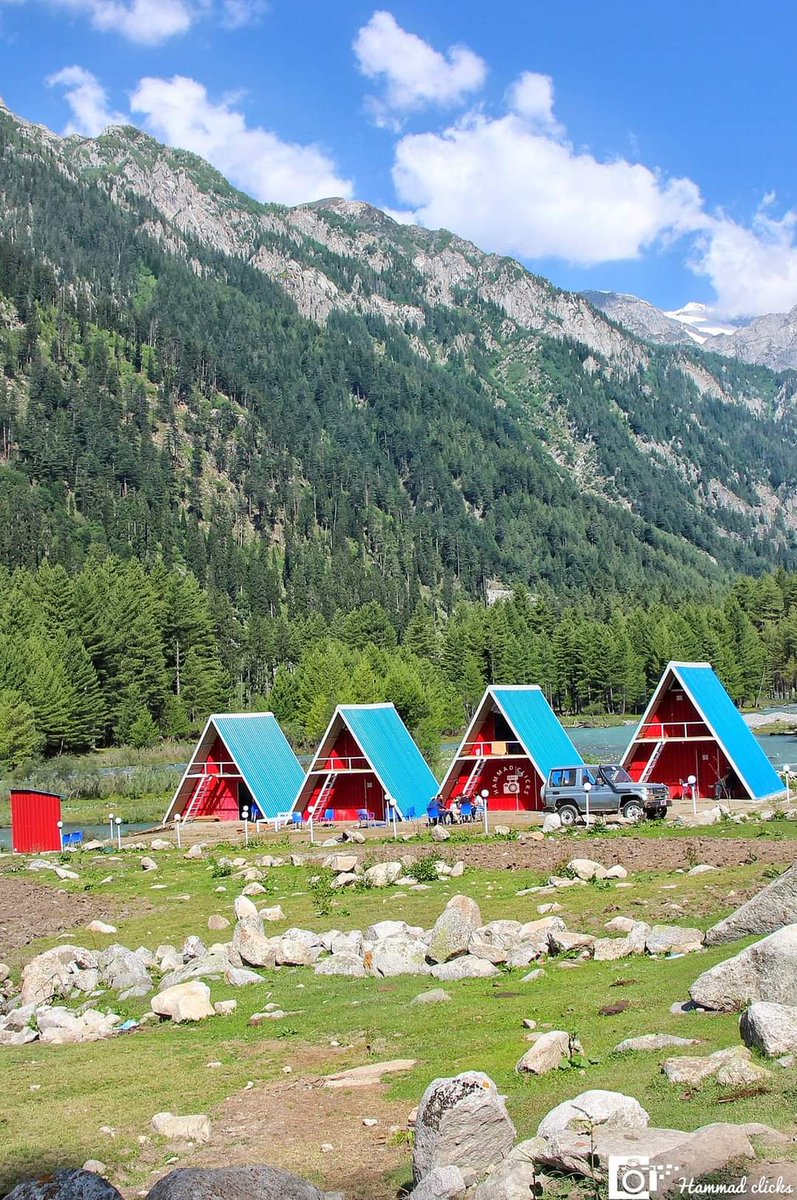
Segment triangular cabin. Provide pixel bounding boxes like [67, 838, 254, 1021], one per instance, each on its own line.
[439, 685, 584, 812]
[164, 713, 304, 823]
[621, 662, 784, 802]
[292, 703, 439, 823]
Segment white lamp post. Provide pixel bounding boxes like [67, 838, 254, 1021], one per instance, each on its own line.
[688, 774, 697, 816]
[115, 816, 122, 850]
[785, 764, 791, 804]
[387, 795, 398, 839]
[481, 788, 490, 835]
[309, 812, 315, 844]
[583, 780, 592, 828]
[242, 804, 250, 848]
[174, 812, 182, 849]
[57, 820, 64, 852]
[107, 811, 114, 841]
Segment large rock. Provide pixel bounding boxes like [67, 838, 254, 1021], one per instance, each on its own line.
[614, 1034, 699, 1053]
[542, 813, 561, 833]
[150, 1113, 212, 1143]
[368, 935, 429, 977]
[413, 1071, 516, 1182]
[151, 981, 215, 1023]
[468, 920, 522, 964]
[430, 956, 499, 981]
[740, 1001, 797, 1056]
[470, 1141, 537, 1200]
[705, 863, 797, 944]
[410, 1166, 467, 1200]
[158, 951, 231, 990]
[314, 954, 366, 977]
[567, 858, 608, 881]
[645, 925, 704, 955]
[537, 1090, 649, 1138]
[427, 896, 483, 964]
[689, 925, 797, 1010]
[516, 1030, 575, 1075]
[37, 1006, 120, 1045]
[5, 1169, 124, 1199]
[662, 1046, 751, 1086]
[20, 945, 98, 1006]
[97, 945, 153, 998]
[145, 1165, 333, 1199]
[233, 922, 278, 968]
[364, 861, 403, 888]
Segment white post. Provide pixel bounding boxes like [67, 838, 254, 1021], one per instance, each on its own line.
[108, 812, 114, 841]
[785, 765, 791, 804]
[387, 796, 397, 840]
[584, 781, 592, 828]
[57, 820, 64, 852]
[174, 813, 182, 849]
[242, 805, 249, 848]
[688, 774, 697, 816]
[309, 815, 315, 844]
[115, 816, 122, 850]
[481, 788, 490, 835]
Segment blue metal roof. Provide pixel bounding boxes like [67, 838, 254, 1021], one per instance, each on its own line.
[341, 704, 439, 818]
[213, 714, 305, 819]
[492, 686, 585, 779]
[672, 664, 783, 801]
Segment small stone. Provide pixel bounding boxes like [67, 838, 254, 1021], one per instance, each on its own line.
[214, 1000, 237, 1016]
[207, 915, 230, 931]
[140, 857, 158, 871]
[150, 1113, 211, 1143]
[321, 1143, 334, 1153]
[86, 921, 117, 935]
[82, 1160, 108, 1174]
[362, 1118, 378, 1127]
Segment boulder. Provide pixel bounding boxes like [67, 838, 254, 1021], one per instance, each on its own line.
[314, 954, 366, 977]
[327, 854, 359, 873]
[207, 915, 230, 931]
[97, 945, 153, 998]
[605, 916, 637, 933]
[427, 896, 483, 964]
[151, 981, 215, 1023]
[740, 1001, 797, 1056]
[141, 857, 158, 871]
[645, 925, 704, 955]
[411, 1166, 467, 1200]
[411, 988, 452, 1005]
[516, 1030, 575, 1075]
[276, 937, 321, 967]
[706, 863, 797, 944]
[662, 1046, 751, 1085]
[364, 862, 403, 888]
[214, 1000, 237, 1016]
[537, 1090, 649, 1139]
[614, 1034, 700, 1053]
[224, 967, 264, 987]
[145, 1165, 332, 1199]
[322, 1059, 417, 1089]
[184, 844, 203, 859]
[413, 1071, 516, 1182]
[567, 858, 608, 881]
[150, 1113, 212, 1143]
[151, 839, 172, 851]
[430, 956, 499, 982]
[233, 896, 260, 922]
[468, 920, 522, 964]
[714, 1057, 773, 1087]
[365, 920, 409, 942]
[542, 813, 561, 833]
[591, 937, 634, 961]
[37, 1006, 120, 1045]
[182, 936, 207, 961]
[547, 930, 595, 954]
[158, 952, 229, 990]
[470, 1141, 537, 1200]
[86, 921, 117, 935]
[4, 1169, 124, 1199]
[20, 945, 98, 1006]
[368, 935, 429, 977]
[431, 825, 450, 841]
[233, 923, 278, 968]
[689, 925, 797, 1010]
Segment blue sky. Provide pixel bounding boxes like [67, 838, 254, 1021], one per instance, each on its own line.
[1, 0, 796, 316]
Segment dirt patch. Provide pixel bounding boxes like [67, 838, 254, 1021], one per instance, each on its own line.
[125, 1047, 415, 1200]
[373, 836, 793, 875]
[0, 875, 147, 958]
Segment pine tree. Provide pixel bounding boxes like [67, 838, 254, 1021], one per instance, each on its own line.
[128, 709, 160, 748]
[0, 688, 42, 767]
[63, 635, 105, 750]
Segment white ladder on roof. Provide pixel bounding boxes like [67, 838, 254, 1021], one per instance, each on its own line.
[462, 756, 487, 798]
[183, 773, 214, 822]
[307, 772, 337, 819]
[640, 740, 665, 782]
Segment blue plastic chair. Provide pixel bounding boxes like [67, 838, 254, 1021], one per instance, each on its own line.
[323, 808, 335, 825]
[461, 801, 474, 823]
[291, 812, 302, 826]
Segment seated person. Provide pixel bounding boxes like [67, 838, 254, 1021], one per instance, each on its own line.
[460, 799, 474, 822]
[427, 796, 441, 826]
[451, 799, 462, 824]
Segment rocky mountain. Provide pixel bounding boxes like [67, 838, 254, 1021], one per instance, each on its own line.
[1, 98, 797, 610]
[586, 289, 797, 372]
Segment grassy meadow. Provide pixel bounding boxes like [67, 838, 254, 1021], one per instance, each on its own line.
[2, 829, 797, 1196]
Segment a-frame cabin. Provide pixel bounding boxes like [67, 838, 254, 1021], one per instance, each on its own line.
[292, 703, 439, 823]
[164, 713, 304, 823]
[439, 685, 584, 812]
[621, 661, 784, 802]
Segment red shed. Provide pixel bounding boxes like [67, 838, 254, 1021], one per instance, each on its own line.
[10, 789, 63, 853]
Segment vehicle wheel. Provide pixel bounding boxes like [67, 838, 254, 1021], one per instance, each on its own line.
[622, 800, 644, 821]
[650, 806, 667, 820]
[557, 802, 579, 827]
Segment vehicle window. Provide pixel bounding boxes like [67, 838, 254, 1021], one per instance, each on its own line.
[583, 769, 597, 785]
[560, 769, 576, 787]
[550, 770, 562, 787]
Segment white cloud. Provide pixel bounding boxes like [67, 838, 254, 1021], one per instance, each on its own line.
[130, 75, 353, 205]
[219, 0, 265, 28]
[391, 93, 706, 266]
[47, 65, 125, 135]
[692, 203, 797, 317]
[48, 0, 196, 43]
[354, 10, 486, 124]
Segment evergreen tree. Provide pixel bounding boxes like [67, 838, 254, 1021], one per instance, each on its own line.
[0, 688, 42, 767]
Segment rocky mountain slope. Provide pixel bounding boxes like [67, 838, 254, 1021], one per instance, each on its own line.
[1, 98, 797, 605]
[586, 289, 797, 372]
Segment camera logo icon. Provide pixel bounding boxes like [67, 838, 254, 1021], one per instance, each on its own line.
[608, 1155, 679, 1199]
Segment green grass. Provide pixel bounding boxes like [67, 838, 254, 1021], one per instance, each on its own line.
[2, 847, 796, 1194]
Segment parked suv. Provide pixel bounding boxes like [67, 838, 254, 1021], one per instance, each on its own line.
[541, 763, 670, 826]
